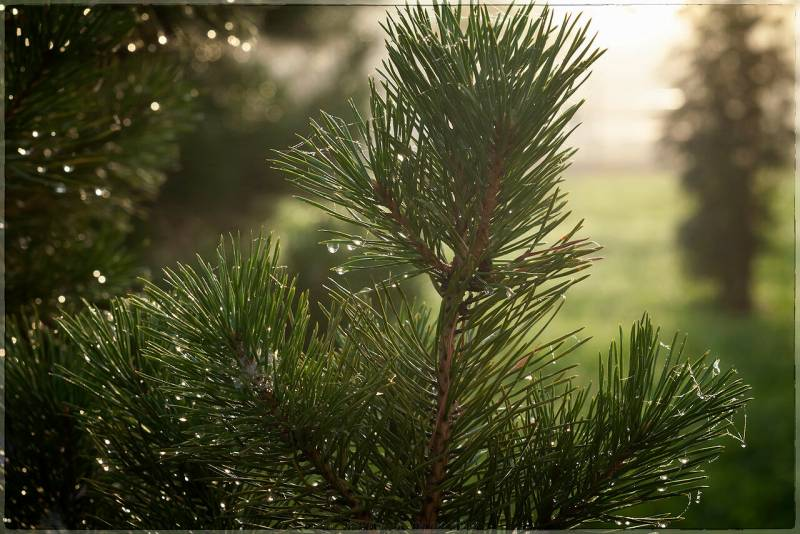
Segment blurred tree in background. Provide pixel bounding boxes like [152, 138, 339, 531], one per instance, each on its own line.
[663, 4, 793, 313]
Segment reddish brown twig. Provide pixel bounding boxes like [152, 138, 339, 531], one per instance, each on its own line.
[372, 180, 452, 278]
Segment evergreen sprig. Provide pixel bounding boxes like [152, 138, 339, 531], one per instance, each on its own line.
[51, 2, 750, 529]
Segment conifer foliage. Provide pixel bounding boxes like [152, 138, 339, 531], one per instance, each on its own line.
[3, 4, 251, 528]
[4, 5, 196, 528]
[53, 3, 748, 529]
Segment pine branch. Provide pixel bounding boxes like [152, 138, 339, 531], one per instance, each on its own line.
[232, 334, 373, 525]
[418, 117, 510, 526]
[372, 178, 451, 279]
[464, 122, 507, 272]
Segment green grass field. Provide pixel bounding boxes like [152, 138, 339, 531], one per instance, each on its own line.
[274, 170, 794, 527]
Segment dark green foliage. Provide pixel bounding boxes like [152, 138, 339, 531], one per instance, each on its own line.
[3, 4, 372, 527]
[54, 3, 751, 529]
[4, 5, 197, 313]
[59, 237, 749, 528]
[58, 298, 240, 528]
[4, 312, 95, 528]
[663, 5, 793, 313]
[3, 5, 196, 528]
[2, 4, 250, 527]
[60, 236, 387, 528]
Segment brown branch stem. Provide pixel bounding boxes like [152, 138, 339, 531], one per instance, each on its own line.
[416, 292, 462, 528]
[372, 180, 451, 278]
[416, 126, 508, 528]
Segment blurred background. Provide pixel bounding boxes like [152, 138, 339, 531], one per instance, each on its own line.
[5, 2, 794, 529]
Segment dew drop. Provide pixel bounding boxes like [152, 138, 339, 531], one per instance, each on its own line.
[326, 243, 339, 254]
[54, 183, 68, 194]
[334, 266, 347, 275]
[63, 164, 74, 173]
[712, 358, 721, 376]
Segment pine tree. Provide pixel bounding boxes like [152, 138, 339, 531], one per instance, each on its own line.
[3, 4, 251, 527]
[53, 3, 749, 529]
[663, 4, 793, 313]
